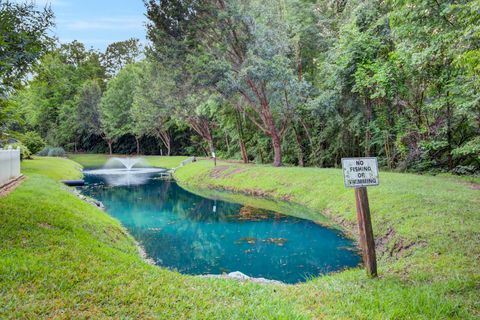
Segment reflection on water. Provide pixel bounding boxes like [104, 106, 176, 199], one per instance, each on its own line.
[83, 168, 166, 186]
[80, 172, 360, 283]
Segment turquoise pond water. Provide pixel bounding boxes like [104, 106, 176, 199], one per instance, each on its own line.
[80, 171, 360, 283]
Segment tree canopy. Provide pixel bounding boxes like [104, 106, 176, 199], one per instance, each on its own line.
[3, 0, 479, 174]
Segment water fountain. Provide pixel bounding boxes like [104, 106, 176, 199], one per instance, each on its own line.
[103, 157, 147, 170]
[83, 157, 167, 186]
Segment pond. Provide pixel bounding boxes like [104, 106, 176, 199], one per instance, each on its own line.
[80, 170, 360, 284]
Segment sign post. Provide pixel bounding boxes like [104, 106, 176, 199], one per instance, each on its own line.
[342, 157, 378, 277]
[212, 150, 216, 167]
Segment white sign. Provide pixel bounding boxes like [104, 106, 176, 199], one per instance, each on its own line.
[212, 152, 216, 158]
[342, 157, 379, 188]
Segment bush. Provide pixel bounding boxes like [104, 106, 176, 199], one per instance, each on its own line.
[5, 143, 32, 160]
[21, 131, 45, 154]
[452, 165, 479, 176]
[37, 146, 66, 157]
[47, 147, 66, 157]
[37, 146, 51, 156]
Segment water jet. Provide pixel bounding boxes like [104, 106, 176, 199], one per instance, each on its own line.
[83, 157, 167, 186]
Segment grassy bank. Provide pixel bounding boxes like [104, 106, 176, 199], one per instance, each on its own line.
[1, 156, 478, 318]
[67, 153, 188, 169]
[175, 160, 480, 318]
[1, 157, 306, 319]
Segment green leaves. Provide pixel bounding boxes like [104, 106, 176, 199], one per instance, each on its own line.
[3, 0, 478, 172]
[100, 64, 139, 142]
[103, 39, 141, 77]
[0, 1, 54, 96]
[130, 60, 175, 138]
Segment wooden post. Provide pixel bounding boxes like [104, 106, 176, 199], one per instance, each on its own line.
[354, 186, 377, 277]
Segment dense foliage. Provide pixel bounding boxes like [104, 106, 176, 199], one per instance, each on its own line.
[2, 0, 479, 174]
[0, 1, 53, 96]
[0, 1, 53, 141]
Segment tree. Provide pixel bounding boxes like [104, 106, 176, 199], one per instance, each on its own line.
[0, 1, 54, 135]
[100, 64, 138, 154]
[0, 1, 54, 95]
[213, 99, 252, 163]
[102, 38, 142, 77]
[16, 51, 79, 145]
[388, 0, 479, 171]
[145, 0, 219, 155]
[131, 60, 175, 155]
[146, 0, 310, 166]
[180, 92, 218, 155]
[216, 0, 311, 166]
[76, 79, 103, 151]
[5, 0, 478, 173]
[14, 42, 107, 148]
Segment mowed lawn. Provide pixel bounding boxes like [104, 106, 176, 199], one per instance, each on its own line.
[175, 160, 480, 318]
[0, 157, 303, 319]
[0, 156, 478, 318]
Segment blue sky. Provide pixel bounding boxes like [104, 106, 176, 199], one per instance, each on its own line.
[18, 0, 148, 51]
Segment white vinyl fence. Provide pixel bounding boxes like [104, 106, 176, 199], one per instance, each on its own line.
[0, 148, 21, 186]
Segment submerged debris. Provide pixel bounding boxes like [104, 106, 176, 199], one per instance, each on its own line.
[263, 238, 288, 246]
[235, 237, 288, 246]
[237, 206, 271, 221]
[235, 237, 257, 244]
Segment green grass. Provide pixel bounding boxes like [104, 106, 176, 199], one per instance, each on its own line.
[22, 156, 83, 180]
[1, 157, 308, 319]
[175, 160, 480, 318]
[1, 156, 478, 318]
[67, 153, 189, 169]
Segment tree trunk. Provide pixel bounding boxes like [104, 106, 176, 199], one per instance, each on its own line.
[187, 116, 214, 155]
[258, 146, 264, 163]
[264, 108, 283, 167]
[207, 138, 214, 155]
[237, 81, 286, 166]
[239, 139, 248, 164]
[135, 136, 140, 155]
[271, 131, 282, 167]
[201, 145, 209, 157]
[107, 140, 113, 155]
[157, 129, 171, 156]
[235, 109, 248, 163]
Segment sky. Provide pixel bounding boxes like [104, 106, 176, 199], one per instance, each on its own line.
[17, 0, 148, 52]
